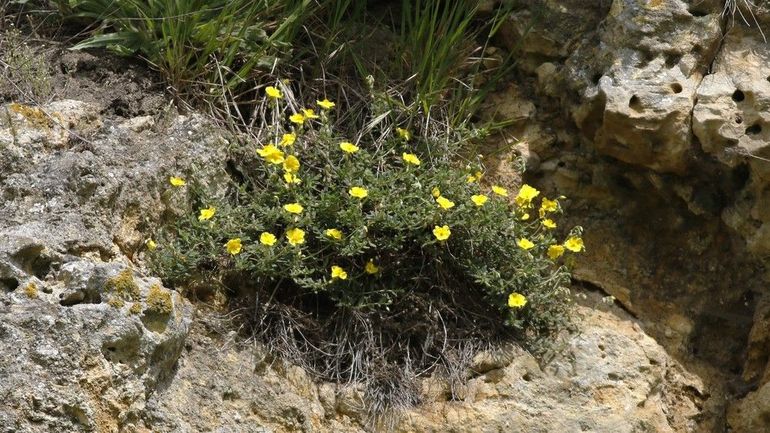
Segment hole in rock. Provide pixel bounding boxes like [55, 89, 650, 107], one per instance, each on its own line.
[670, 83, 683, 94]
[746, 124, 762, 135]
[733, 89, 745, 102]
[592, 73, 603, 85]
[629, 95, 642, 111]
[736, 116, 743, 124]
[665, 53, 682, 68]
[0, 278, 19, 292]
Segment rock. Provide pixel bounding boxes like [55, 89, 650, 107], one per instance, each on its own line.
[136, 304, 717, 433]
[0, 264, 192, 433]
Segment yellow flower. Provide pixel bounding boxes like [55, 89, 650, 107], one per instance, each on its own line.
[433, 225, 451, 241]
[257, 144, 285, 164]
[286, 228, 306, 246]
[365, 260, 379, 274]
[540, 197, 558, 213]
[436, 196, 455, 210]
[547, 244, 565, 260]
[517, 238, 535, 250]
[508, 292, 527, 308]
[466, 171, 482, 183]
[431, 187, 441, 198]
[331, 265, 348, 280]
[198, 206, 216, 221]
[542, 219, 557, 229]
[289, 113, 305, 125]
[564, 237, 585, 252]
[317, 99, 335, 110]
[169, 176, 186, 187]
[283, 203, 303, 214]
[283, 155, 300, 173]
[260, 232, 277, 246]
[402, 152, 421, 165]
[470, 194, 488, 206]
[325, 228, 343, 240]
[265, 86, 282, 99]
[340, 141, 360, 154]
[280, 133, 296, 147]
[521, 213, 530, 221]
[302, 108, 319, 119]
[145, 239, 157, 251]
[349, 186, 368, 199]
[396, 127, 411, 141]
[283, 172, 301, 184]
[225, 238, 242, 255]
[515, 184, 540, 207]
[492, 185, 508, 197]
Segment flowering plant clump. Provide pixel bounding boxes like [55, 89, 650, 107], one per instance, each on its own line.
[151, 83, 583, 354]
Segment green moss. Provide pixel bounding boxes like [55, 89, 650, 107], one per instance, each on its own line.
[145, 283, 173, 315]
[23, 282, 38, 299]
[105, 269, 140, 301]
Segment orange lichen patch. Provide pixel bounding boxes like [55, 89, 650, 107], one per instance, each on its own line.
[23, 282, 39, 299]
[105, 269, 140, 301]
[129, 302, 143, 315]
[8, 103, 53, 128]
[107, 296, 125, 309]
[145, 283, 173, 315]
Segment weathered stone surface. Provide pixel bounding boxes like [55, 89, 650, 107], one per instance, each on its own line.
[0, 266, 191, 433]
[139, 303, 714, 433]
[0, 91, 228, 432]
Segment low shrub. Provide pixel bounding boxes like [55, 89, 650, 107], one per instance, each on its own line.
[150, 84, 583, 404]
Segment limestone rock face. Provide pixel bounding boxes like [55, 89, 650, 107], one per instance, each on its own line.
[0, 96, 227, 432]
[492, 1, 770, 431]
[141, 304, 713, 433]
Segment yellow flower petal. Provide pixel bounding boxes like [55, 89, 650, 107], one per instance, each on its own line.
[436, 196, 455, 210]
[283, 155, 300, 173]
[265, 86, 282, 99]
[283, 203, 304, 214]
[289, 113, 305, 125]
[433, 225, 451, 241]
[340, 142, 359, 154]
[564, 237, 584, 252]
[325, 228, 343, 240]
[256, 144, 285, 164]
[169, 176, 186, 187]
[547, 244, 565, 260]
[283, 172, 301, 184]
[198, 206, 216, 221]
[517, 238, 535, 250]
[470, 194, 488, 206]
[349, 186, 368, 199]
[396, 127, 411, 141]
[225, 238, 242, 255]
[402, 152, 421, 165]
[508, 292, 527, 308]
[542, 219, 557, 229]
[280, 133, 296, 147]
[365, 260, 379, 274]
[492, 185, 508, 197]
[317, 99, 335, 110]
[331, 265, 348, 280]
[260, 232, 277, 246]
[515, 184, 540, 207]
[431, 187, 441, 198]
[145, 239, 157, 251]
[540, 197, 558, 213]
[286, 228, 306, 246]
[302, 108, 319, 119]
